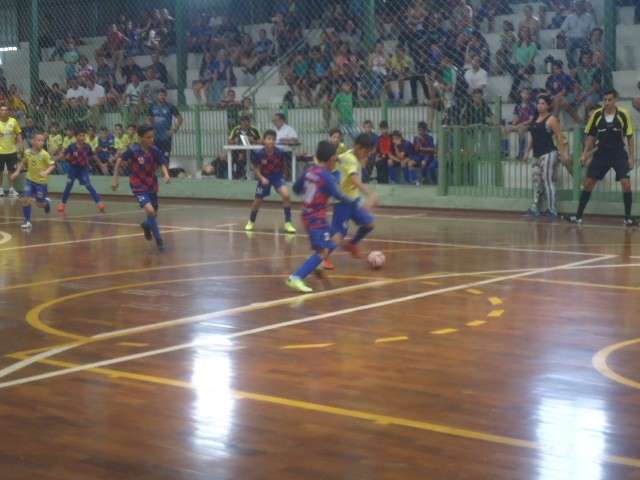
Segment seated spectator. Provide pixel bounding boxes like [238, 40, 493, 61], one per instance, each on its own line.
[307, 46, 331, 107]
[518, 5, 541, 42]
[102, 24, 128, 67]
[83, 76, 106, 126]
[559, 0, 596, 70]
[634, 74, 640, 113]
[63, 97, 89, 128]
[464, 31, 491, 73]
[188, 15, 211, 53]
[63, 40, 80, 80]
[246, 29, 274, 75]
[439, 56, 459, 109]
[121, 56, 144, 85]
[151, 54, 169, 86]
[332, 43, 360, 101]
[593, 50, 612, 91]
[515, 26, 539, 73]
[589, 27, 604, 54]
[368, 41, 390, 102]
[413, 121, 437, 185]
[339, 20, 363, 56]
[388, 46, 413, 104]
[32, 80, 51, 114]
[360, 120, 378, 182]
[451, 0, 474, 31]
[228, 115, 261, 179]
[208, 49, 235, 107]
[509, 64, 536, 102]
[49, 82, 64, 112]
[123, 73, 144, 121]
[464, 55, 489, 97]
[545, 60, 580, 122]
[286, 51, 311, 106]
[550, 6, 567, 29]
[64, 78, 87, 104]
[76, 56, 94, 80]
[272, 112, 298, 145]
[375, 120, 392, 183]
[47, 122, 64, 162]
[113, 123, 130, 155]
[505, 87, 536, 159]
[462, 88, 493, 125]
[96, 56, 115, 89]
[475, 0, 512, 33]
[573, 50, 602, 121]
[389, 130, 415, 184]
[140, 68, 164, 105]
[87, 125, 99, 152]
[496, 20, 517, 75]
[233, 33, 255, 70]
[219, 88, 241, 128]
[193, 51, 215, 105]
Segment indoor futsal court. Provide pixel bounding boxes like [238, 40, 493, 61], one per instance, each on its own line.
[1, 198, 640, 479]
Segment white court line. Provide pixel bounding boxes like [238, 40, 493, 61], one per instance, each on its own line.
[0, 254, 614, 390]
[0, 230, 12, 245]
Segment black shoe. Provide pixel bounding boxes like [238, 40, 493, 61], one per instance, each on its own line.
[141, 222, 152, 241]
[156, 238, 166, 251]
[624, 217, 639, 227]
[563, 215, 583, 225]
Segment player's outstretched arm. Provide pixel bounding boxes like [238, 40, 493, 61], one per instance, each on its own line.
[111, 156, 123, 191]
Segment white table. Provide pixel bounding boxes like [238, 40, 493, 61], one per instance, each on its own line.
[222, 145, 298, 181]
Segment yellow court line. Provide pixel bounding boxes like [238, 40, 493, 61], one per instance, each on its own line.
[374, 336, 409, 344]
[6, 351, 640, 469]
[466, 289, 484, 295]
[430, 328, 458, 335]
[466, 320, 487, 327]
[593, 338, 640, 390]
[488, 297, 503, 306]
[117, 342, 148, 347]
[487, 309, 504, 318]
[421, 281, 441, 286]
[280, 343, 334, 350]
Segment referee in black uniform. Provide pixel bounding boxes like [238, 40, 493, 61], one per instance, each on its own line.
[567, 89, 638, 226]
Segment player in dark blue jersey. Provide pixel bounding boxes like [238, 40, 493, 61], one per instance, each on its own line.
[148, 88, 183, 162]
[94, 127, 117, 175]
[58, 127, 105, 214]
[112, 125, 171, 251]
[286, 141, 355, 293]
[245, 130, 297, 234]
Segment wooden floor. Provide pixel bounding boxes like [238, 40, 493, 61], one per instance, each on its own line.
[1, 197, 640, 479]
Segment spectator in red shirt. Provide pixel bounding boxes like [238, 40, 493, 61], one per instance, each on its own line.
[375, 120, 392, 184]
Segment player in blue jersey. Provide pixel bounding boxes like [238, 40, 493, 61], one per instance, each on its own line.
[112, 125, 171, 251]
[94, 126, 117, 175]
[58, 127, 105, 214]
[286, 141, 356, 293]
[245, 129, 297, 233]
[148, 88, 183, 163]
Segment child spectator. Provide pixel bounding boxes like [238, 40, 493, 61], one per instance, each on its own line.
[87, 125, 99, 152]
[47, 123, 64, 162]
[505, 87, 536, 159]
[413, 121, 437, 184]
[389, 130, 415, 184]
[94, 126, 117, 175]
[331, 81, 357, 140]
[113, 123, 130, 155]
[388, 46, 413, 104]
[375, 120, 392, 183]
[462, 89, 493, 125]
[545, 60, 580, 122]
[361, 120, 378, 182]
[496, 21, 517, 75]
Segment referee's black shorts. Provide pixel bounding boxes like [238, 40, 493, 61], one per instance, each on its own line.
[0, 153, 18, 173]
[587, 149, 630, 182]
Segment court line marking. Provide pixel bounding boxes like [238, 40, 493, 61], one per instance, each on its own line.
[488, 297, 503, 306]
[0, 255, 613, 386]
[280, 343, 334, 350]
[430, 328, 458, 335]
[487, 309, 504, 318]
[466, 320, 487, 327]
[374, 336, 408, 344]
[5, 351, 640, 469]
[593, 338, 640, 390]
[0, 230, 11, 245]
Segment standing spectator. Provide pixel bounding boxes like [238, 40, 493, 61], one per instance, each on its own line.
[464, 55, 489, 97]
[32, 80, 51, 116]
[308, 46, 331, 107]
[63, 40, 80, 80]
[123, 73, 144, 121]
[413, 121, 437, 184]
[65, 78, 87, 104]
[505, 87, 537, 159]
[339, 20, 363, 56]
[464, 31, 491, 73]
[228, 115, 261, 179]
[361, 120, 378, 182]
[140, 68, 164, 105]
[545, 60, 580, 121]
[496, 20, 517, 75]
[272, 112, 298, 145]
[515, 26, 539, 73]
[589, 27, 604, 54]
[121, 56, 144, 85]
[375, 120, 392, 184]
[148, 88, 183, 165]
[368, 41, 389, 101]
[559, 0, 596, 70]
[192, 51, 215, 106]
[188, 15, 210, 53]
[285, 51, 311, 106]
[462, 89, 493, 125]
[103, 24, 128, 67]
[574, 50, 602, 121]
[22, 118, 36, 148]
[151, 54, 169, 86]
[234, 33, 256, 70]
[0, 105, 23, 198]
[451, 0, 474, 30]
[208, 49, 234, 106]
[219, 89, 241, 129]
[83, 76, 106, 127]
[388, 46, 413, 104]
[331, 81, 357, 139]
[247, 29, 274, 75]
[518, 5, 542, 42]
[96, 56, 115, 88]
[593, 50, 613, 92]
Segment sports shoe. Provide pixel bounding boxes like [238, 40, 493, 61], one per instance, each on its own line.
[322, 258, 335, 270]
[245, 221, 255, 232]
[523, 206, 541, 217]
[57, 203, 65, 213]
[43, 199, 51, 214]
[342, 241, 363, 259]
[564, 215, 583, 225]
[141, 222, 152, 241]
[97, 202, 106, 213]
[8, 188, 18, 198]
[624, 217, 639, 227]
[20, 221, 32, 230]
[286, 275, 313, 293]
[544, 208, 559, 218]
[156, 238, 166, 251]
[284, 222, 297, 234]
[0, 188, 4, 197]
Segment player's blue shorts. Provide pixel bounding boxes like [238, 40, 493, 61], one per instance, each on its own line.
[133, 191, 159, 210]
[24, 179, 48, 202]
[255, 173, 286, 198]
[67, 164, 91, 186]
[306, 224, 337, 252]
[331, 199, 375, 237]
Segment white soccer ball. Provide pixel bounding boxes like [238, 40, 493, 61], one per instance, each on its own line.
[367, 250, 386, 269]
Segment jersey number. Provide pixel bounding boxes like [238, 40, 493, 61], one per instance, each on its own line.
[303, 181, 317, 204]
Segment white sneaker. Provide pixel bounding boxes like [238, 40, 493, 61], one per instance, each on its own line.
[20, 221, 32, 229]
[0, 188, 4, 197]
[8, 188, 18, 198]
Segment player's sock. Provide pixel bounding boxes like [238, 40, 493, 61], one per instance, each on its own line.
[351, 225, 373, 245]
[146, 216, 162, 242]
[284, 207, 292, 223]
[23, 205, 32, 223]
[623, 191, 632, 218]
[294, 254, 323, 280]
[61, 180, 74, 204]
[85, 183, 101, 204]
[250, 210, 258, 222]
[576, 190, 591, 219]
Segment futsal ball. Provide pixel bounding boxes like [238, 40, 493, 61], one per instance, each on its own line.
[367, 251, 386, 269]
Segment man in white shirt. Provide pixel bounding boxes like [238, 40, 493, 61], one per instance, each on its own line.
[124, 73, 143, 107]
[83, 76, 106, 107]
[272, 112, 298, 145]
[64, 78, 87, 104]
[464, 55, 488, 97]
[560, 0, 596, 69]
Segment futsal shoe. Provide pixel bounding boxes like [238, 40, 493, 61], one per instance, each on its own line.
[564, 215, 583, 225]
[342, 241, 363, 259]
[286, 275, 313, 293]
[141, 222, 152, 241]
[43, 199, 51, 214]
[624, 217, 639, 227]
[8, 188, 18, 198]
[322, 258, 335, 270]
[156, 238, 166, 252]
[20, 221, 32, 230]
[57, 203, 65, 213]
[97, 202, 106, 213]
[523, 206, 541, 217]
[544, 208, 559, 218]
[245, 221, 255, 232]
[284, 222, 297, 234]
